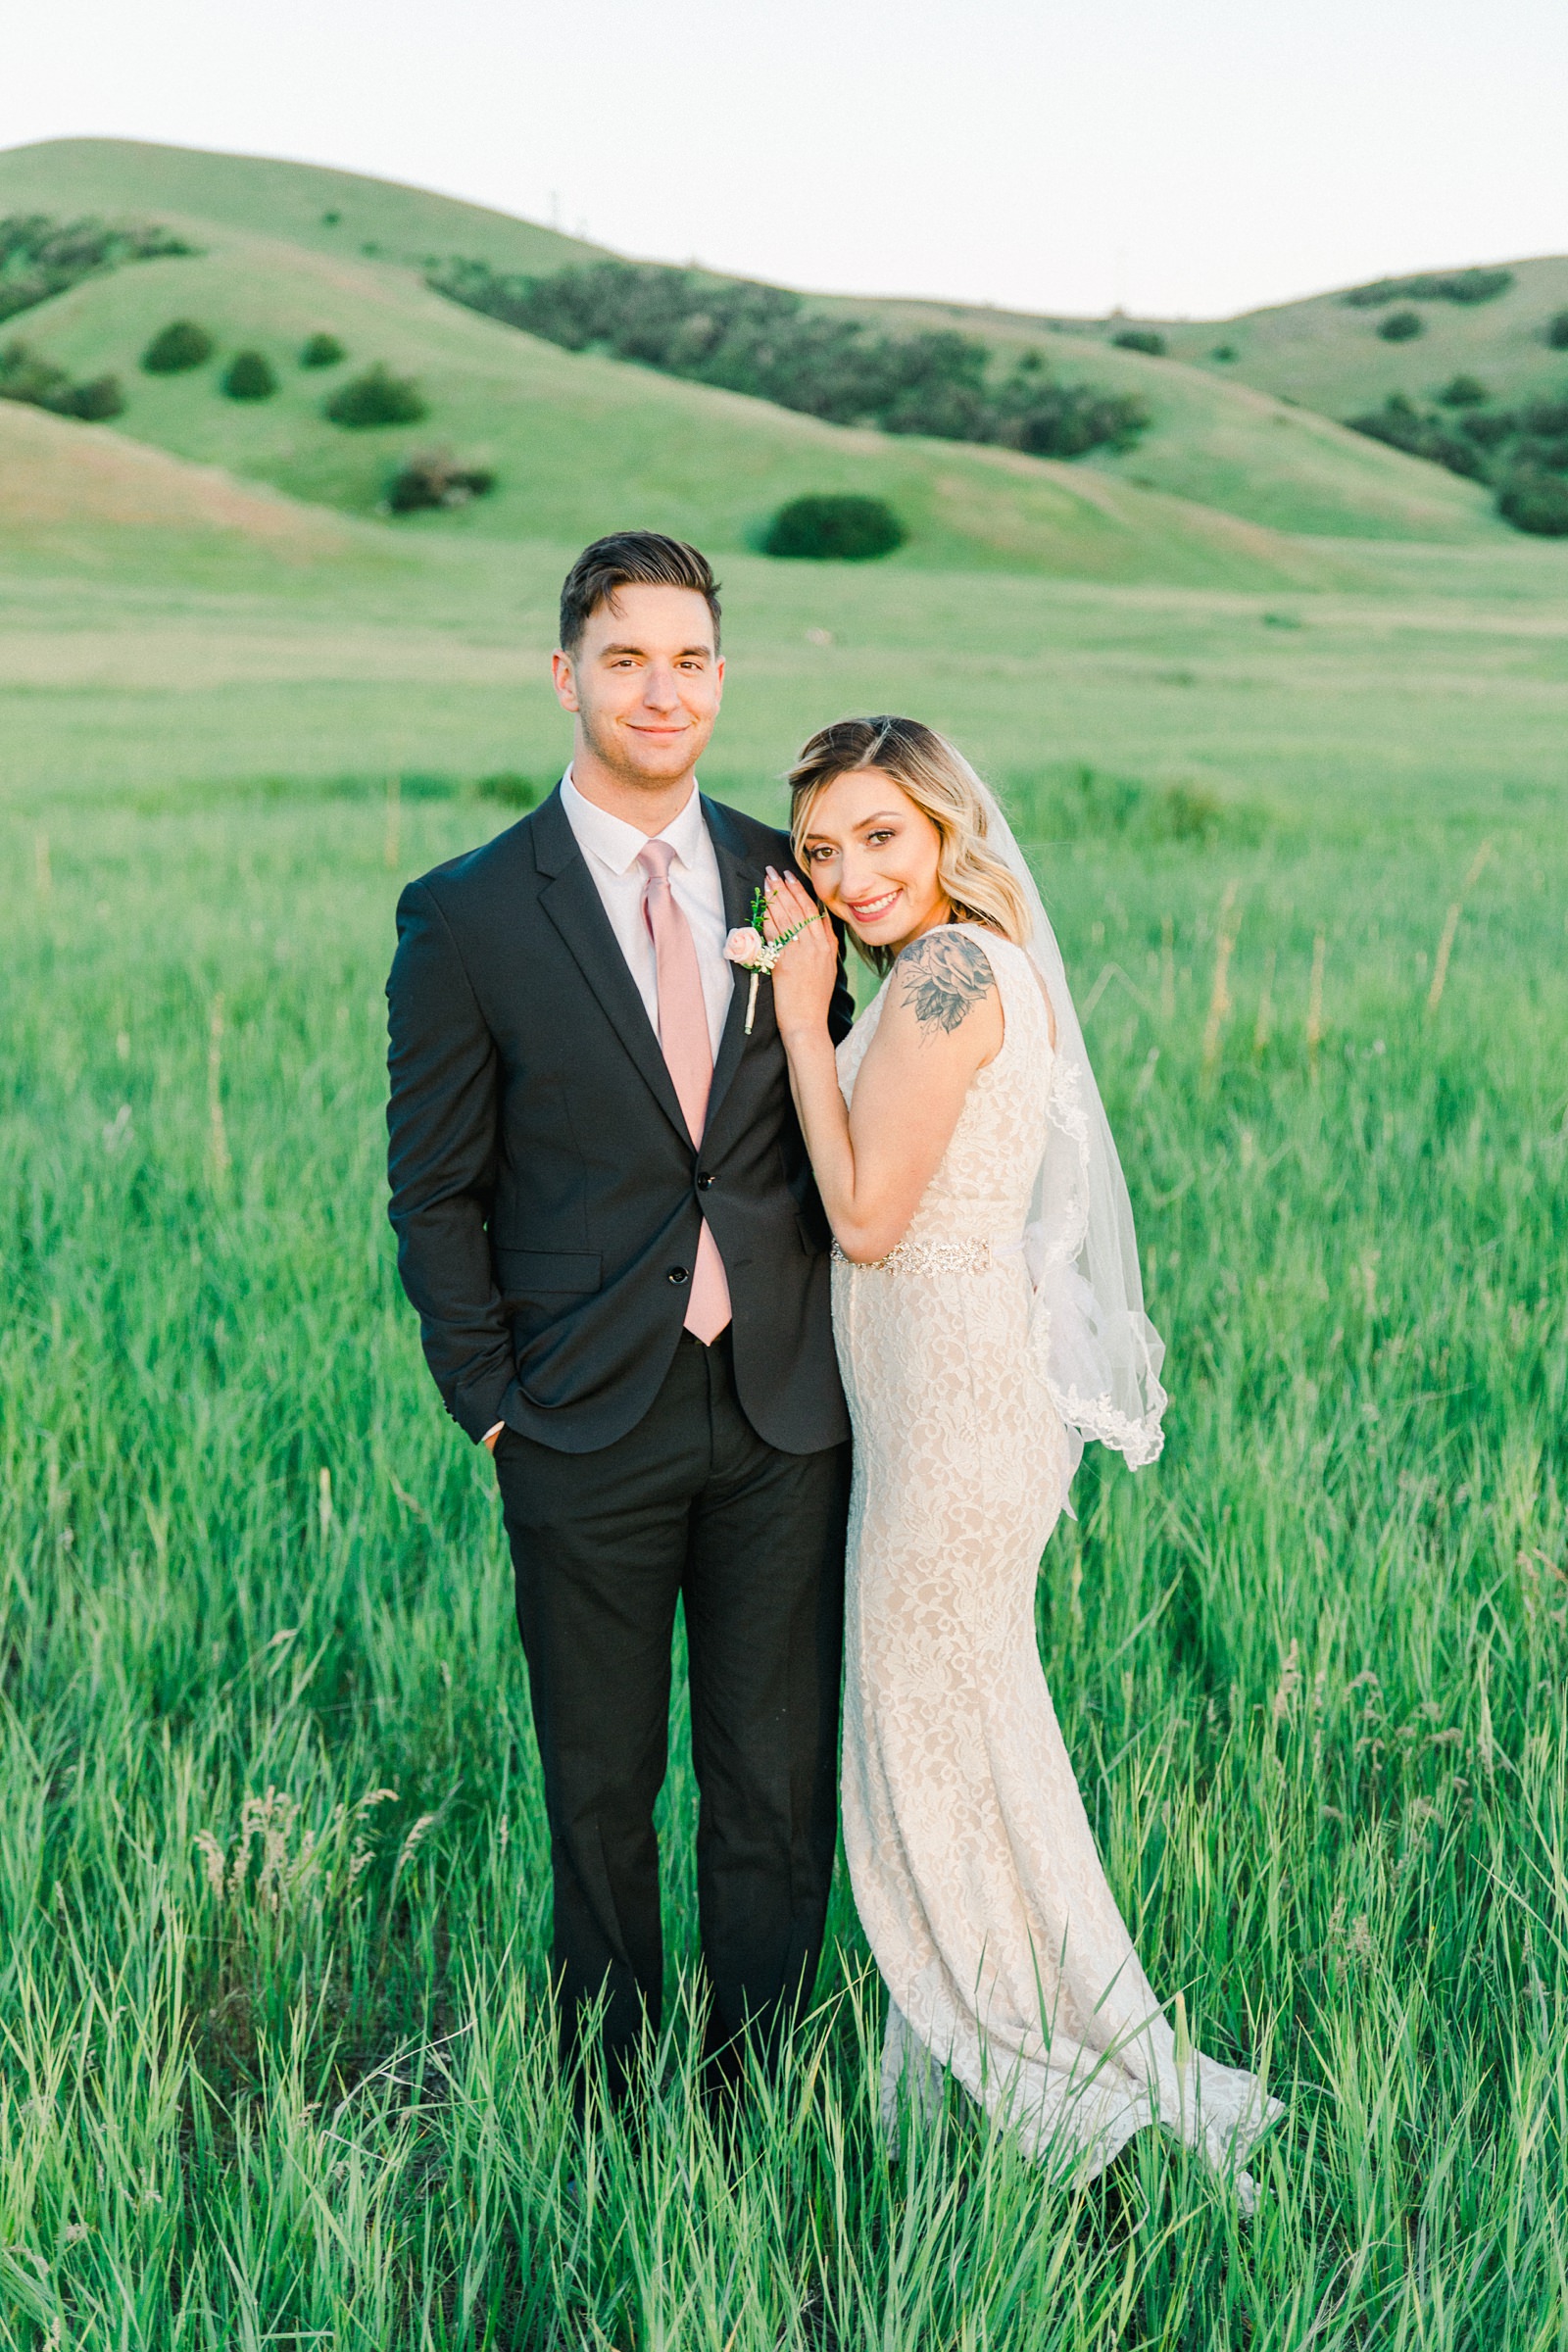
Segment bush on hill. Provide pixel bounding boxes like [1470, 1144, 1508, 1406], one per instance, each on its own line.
[1460, 409, 1514, 450]
[1377, 310, 1424, 343]
[1347, 385, 1568, 533]
[1210, 344, 1238, 362]
[760, 494, 906, 561]
[1496, 468, 1568, 535]
[60, 372, 124, 420]
[1517, 395, 1568, 444]
[1111, 328, 1166, 356]
[383, 451, 497, 512]
[324, 365, 428, 426]
[0, 338, 125, 419]
[1343, 268, 1514, 308]
[1438, 373, 1489, 408]
[1547, 311, 1568, 351]
[1345, 394, 1485, 479]
[0, 213, 194, 326]
[220, 350, 278, 401]
[300, 332, 346, 368]
[427, 257, 1150, 462]
[142, 319, 215, 373]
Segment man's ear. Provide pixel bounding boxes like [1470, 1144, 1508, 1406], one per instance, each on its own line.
[551, 650, 580, 713]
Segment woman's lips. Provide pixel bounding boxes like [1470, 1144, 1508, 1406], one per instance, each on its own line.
[846, 888, 901, 924]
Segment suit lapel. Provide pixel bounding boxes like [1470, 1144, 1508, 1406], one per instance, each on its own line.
[703, 796, 768, 1132]
[531, 788, 692, 1143]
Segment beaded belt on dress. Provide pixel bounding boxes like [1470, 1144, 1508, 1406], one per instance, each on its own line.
[831, 1236, 999, 1275]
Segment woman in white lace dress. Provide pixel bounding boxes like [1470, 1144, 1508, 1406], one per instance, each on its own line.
[763, 716, 1279, 2199]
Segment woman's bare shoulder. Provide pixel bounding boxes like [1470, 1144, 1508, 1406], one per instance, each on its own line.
[887, 927, 1000, 1044]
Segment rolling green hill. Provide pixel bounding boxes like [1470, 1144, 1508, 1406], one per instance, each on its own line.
[0, 137, 1518, 577]
[0, 136, 605, 281]
[813, 293, 1500, 541]
[898, 258, 1568, 441]
[1150, 255, 1568, 420]
[4, 170, 1399, 593]
[0, 393, 386, 581]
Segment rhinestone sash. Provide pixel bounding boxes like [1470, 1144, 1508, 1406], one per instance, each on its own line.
[832, 1236, 1001, 1276]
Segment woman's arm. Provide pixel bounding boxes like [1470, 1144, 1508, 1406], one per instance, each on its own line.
[765, 871, 1003, 1263]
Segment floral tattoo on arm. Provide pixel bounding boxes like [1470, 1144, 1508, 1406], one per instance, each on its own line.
[896, 930, 995, 1037]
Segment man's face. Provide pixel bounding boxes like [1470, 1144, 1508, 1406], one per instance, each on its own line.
[553, 584, 724, 789]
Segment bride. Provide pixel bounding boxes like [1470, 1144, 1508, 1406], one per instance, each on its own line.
[763, 715, 1280, 2198]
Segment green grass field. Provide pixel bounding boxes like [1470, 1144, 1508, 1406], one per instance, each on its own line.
[3, 135, 1568, 2349]
[4, 514, 1567, 2343]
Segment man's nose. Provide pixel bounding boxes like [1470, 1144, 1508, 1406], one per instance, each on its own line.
[641, 663, 682, 710]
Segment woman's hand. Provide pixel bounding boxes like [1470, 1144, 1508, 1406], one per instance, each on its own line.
[762, 866, 838, 1043]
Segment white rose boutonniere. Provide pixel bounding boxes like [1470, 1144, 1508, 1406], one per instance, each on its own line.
[723, 886, 826, 1033]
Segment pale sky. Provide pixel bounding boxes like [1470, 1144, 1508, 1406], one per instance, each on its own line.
[4, 0, 1565, 320]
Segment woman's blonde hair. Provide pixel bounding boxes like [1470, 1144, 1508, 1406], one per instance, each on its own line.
[788, 715, 1033, 972]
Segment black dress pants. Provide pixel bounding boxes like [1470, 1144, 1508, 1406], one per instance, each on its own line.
[495, 1329, 850, 2099]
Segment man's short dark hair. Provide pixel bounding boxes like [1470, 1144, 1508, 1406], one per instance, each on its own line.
[559, 531, 721, 657]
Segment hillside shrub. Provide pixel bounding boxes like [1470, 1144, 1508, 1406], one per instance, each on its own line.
[1345, 394, 1485, 478]
[142, 319, 214, 373]
[760, 494, 906, 561]
[1111, 328, 1165, 356]
[1518, 396, 1568, 443]
[1210, 344, 1238, 362]
[428, 257, 1150, 462]
[1377, 310, 1424, 343]
[1461, 410, 1514, 449]
[1438, 373, 1489, 408]
[384, 450, 497, 511]
[0, 212, 193, 325]
[1348, 387, 1568, 533]
[0, 339, 124, 419]
[58, 372, 124, 420]
[324, 365, 428, 427]
[221, 350, 278, 401]
[1547, 311, 1568, 351]
[1496, 469, 1568, 535]
[1343, 268, 1514, 308]
[300, 332, 346, 368]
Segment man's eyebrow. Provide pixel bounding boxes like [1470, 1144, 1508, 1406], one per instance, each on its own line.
[596, 641, 714, 659]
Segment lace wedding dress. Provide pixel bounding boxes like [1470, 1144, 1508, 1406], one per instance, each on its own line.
[834, 925, 1280, 2195]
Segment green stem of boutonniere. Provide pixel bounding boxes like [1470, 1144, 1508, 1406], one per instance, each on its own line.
[731, 883, 826, 1034]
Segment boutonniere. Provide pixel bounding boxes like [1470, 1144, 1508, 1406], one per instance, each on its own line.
[724, 883, 826, 1034]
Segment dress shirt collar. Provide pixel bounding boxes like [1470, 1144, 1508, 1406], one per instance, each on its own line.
[561, 768, 707, 877]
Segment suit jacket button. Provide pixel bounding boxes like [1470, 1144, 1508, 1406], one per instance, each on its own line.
[667, 1266, 690, 1286]
[696, 1172, 713, 1191]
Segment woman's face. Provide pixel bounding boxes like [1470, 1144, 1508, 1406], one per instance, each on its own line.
[796, 768, 950, 954]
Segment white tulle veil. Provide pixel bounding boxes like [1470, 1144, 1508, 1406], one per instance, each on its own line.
[972, 770, 1168, 1488]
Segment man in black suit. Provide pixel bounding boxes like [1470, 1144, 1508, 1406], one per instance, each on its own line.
[386, 531, 852, 2100]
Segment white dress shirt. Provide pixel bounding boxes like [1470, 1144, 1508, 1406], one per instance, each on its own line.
[560, 769, 734, 1058]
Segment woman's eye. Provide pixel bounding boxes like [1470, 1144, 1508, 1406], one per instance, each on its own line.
[865, 830, 895, 846]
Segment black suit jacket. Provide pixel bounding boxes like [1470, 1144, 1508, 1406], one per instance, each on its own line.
[386, 785, 855, 1455]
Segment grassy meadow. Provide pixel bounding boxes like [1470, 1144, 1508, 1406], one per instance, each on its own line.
[3, 503, 1568, 2347]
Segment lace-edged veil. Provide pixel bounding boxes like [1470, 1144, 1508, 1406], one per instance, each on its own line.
[974, 774, 1167, 1485]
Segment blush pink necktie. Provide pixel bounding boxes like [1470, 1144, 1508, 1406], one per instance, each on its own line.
[638, 839, 732, 1345]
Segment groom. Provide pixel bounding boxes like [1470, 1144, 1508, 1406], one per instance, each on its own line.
[386, 531, 853, 2100]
